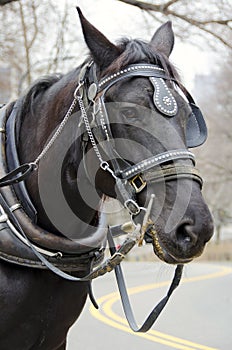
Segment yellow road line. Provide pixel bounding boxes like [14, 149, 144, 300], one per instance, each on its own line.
[90, 264, 232, 350]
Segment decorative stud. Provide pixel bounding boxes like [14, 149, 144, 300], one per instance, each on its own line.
[121, 150, 195, 179]
[150, 77, 178, 117]
[99, 64, 165, 89]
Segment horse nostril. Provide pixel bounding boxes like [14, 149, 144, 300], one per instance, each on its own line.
[175, 223, 198, 246]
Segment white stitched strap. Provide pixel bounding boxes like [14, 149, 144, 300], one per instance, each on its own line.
[98, 65, 167, 96]
[120, 149, 195, 179]
[98, 64, 165, 90]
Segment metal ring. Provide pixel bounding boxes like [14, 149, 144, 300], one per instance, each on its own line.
[100, 161, 110, 171]
[124, 199, 141, 216]
[74, 82, 84, 99]
[10, 203, 21, 212]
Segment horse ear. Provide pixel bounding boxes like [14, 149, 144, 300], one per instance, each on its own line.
[77, 7, 120, 70]
[150, 21, 174, 57]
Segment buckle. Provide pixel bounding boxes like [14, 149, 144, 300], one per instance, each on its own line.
[130, 174, 147, 193]
[124, 199, 141, 216]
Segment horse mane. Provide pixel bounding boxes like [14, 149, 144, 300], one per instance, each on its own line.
[19, 74, 63, 118]
[102, 38, 180, 80]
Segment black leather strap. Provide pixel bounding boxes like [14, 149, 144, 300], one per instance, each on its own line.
[98, 64, 167, 93]
[4, 100, 38, 220]
[108, 228, 183, 332]
[0, 163, 36, 188]
[170, 79, 208, 148]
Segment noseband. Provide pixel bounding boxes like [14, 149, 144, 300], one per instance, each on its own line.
[77, 62, 204, 216]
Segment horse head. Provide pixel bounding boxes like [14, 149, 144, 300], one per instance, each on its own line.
[76, 8, 214, 264]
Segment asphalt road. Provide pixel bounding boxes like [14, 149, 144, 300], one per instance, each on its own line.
[67, 262, 232, 350]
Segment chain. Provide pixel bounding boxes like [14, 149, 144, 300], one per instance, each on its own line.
[29, 80, 115, 183]
[76, 92, 116, 180]
[32, 86, 81, 167]
[77, 95, 104, 163]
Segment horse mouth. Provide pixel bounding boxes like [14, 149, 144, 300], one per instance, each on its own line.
[147, 226, 193, 264]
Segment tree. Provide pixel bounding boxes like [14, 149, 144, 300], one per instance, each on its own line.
[0, 0, 79, 97]
[0, 0, 18, 5]
[192, 54, 232, 241]
[0, 1, 46, 96]
[1, 0, 231, 98]
[118, 0, 232, 50]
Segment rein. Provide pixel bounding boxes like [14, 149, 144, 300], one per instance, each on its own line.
[0, 61, 203, 333]
[108, 228, 183, 333]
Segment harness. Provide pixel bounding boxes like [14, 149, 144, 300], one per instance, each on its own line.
[0, 61, 207, 332]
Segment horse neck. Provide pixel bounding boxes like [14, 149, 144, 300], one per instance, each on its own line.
[18, 71, 103, 235]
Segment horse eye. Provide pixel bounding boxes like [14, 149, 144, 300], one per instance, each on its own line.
[121, 108, 137, 119]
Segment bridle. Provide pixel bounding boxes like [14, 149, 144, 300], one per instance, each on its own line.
[76, 61, 204, 217]
[0, 61, 206, 218]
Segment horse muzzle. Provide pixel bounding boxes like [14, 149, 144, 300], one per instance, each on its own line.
[145, 213, 214, 264]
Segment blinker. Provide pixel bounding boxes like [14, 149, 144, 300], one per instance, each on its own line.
[186, 103, 207, 148]
[149, 76, 208, 148]
[150, 77, 178, 117]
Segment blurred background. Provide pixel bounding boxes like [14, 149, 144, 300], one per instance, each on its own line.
[0, 0, 231, 260]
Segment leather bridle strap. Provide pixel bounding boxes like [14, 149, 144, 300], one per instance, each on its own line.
[0, 163, 36, 188]
[107, 228, 183, 332]
[119, 149, 195, 179]
[144, 165, 203, 188]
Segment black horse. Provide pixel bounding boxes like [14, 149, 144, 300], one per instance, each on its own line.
[0, 8, 213, 350]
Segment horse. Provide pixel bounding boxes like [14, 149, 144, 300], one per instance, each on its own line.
[0, 7, 214, 350]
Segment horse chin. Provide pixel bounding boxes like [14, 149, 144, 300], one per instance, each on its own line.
[148, 226, 193, 265]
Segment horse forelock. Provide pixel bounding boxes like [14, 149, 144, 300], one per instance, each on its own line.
[101, 38, 180, 81]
